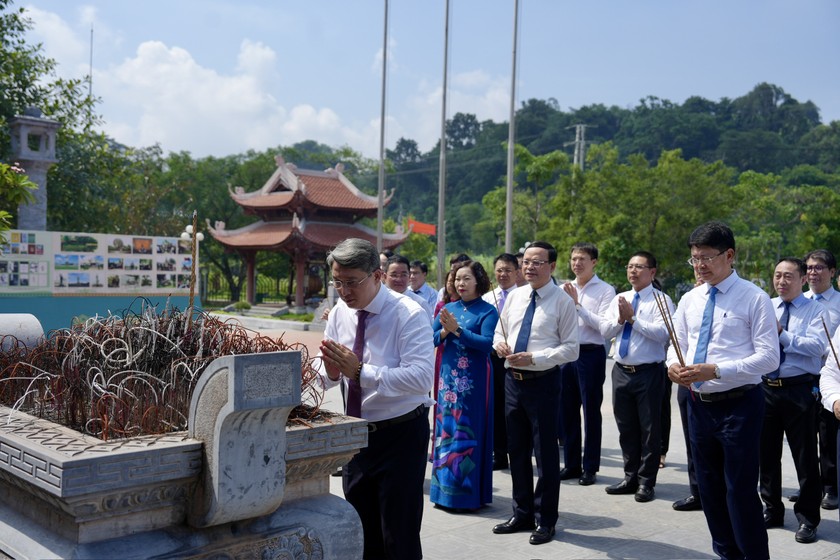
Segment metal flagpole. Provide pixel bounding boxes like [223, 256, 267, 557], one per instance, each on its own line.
[504, 0, 520, 253]
[376, 0, 389, 252]
[436, 0, 450, 287]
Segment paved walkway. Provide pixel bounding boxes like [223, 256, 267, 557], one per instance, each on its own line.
[259, 322, 840, 559]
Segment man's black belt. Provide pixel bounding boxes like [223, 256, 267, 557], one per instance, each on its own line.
[695, 384, 756, 403]
[580, 343, 603, 352]
[761, 373, 814, 388]
[615, 362, 662, 374]
[367, 404, 427, 433]
[509, 365, 559, 381]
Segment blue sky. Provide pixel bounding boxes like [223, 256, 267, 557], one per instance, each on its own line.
[22, 0, 840, 159]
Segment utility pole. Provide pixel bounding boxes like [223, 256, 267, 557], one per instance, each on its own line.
[436, 0, 450, 288]
[504, 0, 520, 253]
[566, 124, 595, 171]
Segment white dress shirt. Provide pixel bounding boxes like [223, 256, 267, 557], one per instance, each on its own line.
[401, 287, 434, 322]
[319, 284, 435, 422]
[772, 294, 826, 377]
[566, 274, 615, 345]
[804, 287, 840, 341]
[666, 270, 780, 392]
[482, 285, 514, 312]
[414, 281, 439, 310]
[493, 282, 579, 370]
[600, 284, 672, 365]
[819, 326, 840, 412]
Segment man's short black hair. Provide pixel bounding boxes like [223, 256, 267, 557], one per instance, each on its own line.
[493, 253, 519, 269]
[804, 249, 837, 271]
[527, 241, 557, 263]
[571, 242, 598, 260]
[777, 257, 807, 277]
[688, 221, 735, 252]
[385, 254, 410, 272]
[409, 260, 428, 274]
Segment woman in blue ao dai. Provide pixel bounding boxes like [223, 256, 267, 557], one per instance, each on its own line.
[431, 260, 499, 511]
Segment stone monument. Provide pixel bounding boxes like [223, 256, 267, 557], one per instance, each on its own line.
[9, 107, 61, 231]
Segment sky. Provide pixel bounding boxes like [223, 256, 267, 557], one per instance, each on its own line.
[21, 0, 840, 160]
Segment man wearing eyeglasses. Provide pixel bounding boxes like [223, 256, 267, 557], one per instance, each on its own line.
[384, 255, 433, 322]
[803, 249, 840, 511]
[599, 251, 672, 504]
[491, 241, 579, 546]
[318, 238, 434, 560]
[667, 221, 779, 560]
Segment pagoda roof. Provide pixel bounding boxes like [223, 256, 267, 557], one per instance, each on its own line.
[230, 155, 393, 216]
[206, 216, 407, 253]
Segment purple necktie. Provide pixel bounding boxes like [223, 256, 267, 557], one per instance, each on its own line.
[346, 309, 369, 417]
[498, 289, 508, 312]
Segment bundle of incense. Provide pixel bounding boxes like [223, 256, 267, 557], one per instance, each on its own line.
[490, 284, 509, 341]
[654, 290, 684, 367]
[822, 317, 840, 371]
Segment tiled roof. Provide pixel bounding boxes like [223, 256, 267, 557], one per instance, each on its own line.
[208, 220, 405, 252]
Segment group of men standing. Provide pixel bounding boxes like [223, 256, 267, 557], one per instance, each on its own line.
[316, 221, 840, 560]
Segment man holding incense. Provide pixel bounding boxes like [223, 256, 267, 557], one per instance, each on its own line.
[667, 221, 779, 560]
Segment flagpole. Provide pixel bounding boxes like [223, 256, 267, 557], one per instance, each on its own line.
[504, 0, 519, 253]
[376, 0, 389, 252]
[436, 0, 450, 287]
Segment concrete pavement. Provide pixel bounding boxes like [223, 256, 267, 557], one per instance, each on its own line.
[254, 319, 840, 559]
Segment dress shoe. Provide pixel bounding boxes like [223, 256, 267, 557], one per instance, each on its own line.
[821, 492, 839, 510]
[529, 525, 556, 545]
[788, 490, 799, 502]
[578, 471, 597, 486]
[558, 467, 582, 481]
[492, 459, 509, 471]
[763, 510, 784, 528]
[634, 486, 655, 503]
[492, 516, 536, 534]
[605, 480, 639, 495]
[672, 495, 702, 511]
[794, 523, 817, 544]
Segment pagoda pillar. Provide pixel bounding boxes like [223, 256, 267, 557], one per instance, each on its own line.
[244, 252, 256, 305]
[294, 251, 307, 310]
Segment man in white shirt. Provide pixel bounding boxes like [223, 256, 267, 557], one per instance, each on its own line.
[558, 242, 615, 486]
[491, 241, 579, 546]
[318, 238, 434, 560]
[803, 249, 840, 511]
[818, 324, 840, 526]
[384, 255, 433, 322]
[482, 253, 521, 470]
[759, 257, 825, 544]
[600, 251, 672, 503]
[409, 260, 438, 309]
[667, 221, 779, 560]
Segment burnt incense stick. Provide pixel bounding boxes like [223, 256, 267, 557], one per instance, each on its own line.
[654, 290, 684, 367]
[490, 284, 509, 341]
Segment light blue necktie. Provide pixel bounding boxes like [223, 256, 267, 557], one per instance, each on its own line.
[693, 286, 718, 364]
[514, 290, 537, 353]
[618, 293, 640, 359]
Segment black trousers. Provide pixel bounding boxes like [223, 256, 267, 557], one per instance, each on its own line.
[490, 352, 508, 463]
[560, 344, 606, 473]
[343, 410, 430, 560]
[677, 385, 700, 498]
[611, 362, 664, 488]
[505, 369, 561, 527]
[759, 381, 821, 528]
[818, 403, 839, 495]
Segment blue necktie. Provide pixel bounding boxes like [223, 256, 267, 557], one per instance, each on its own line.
[618, 293, 640, 359]
[766, 301, 790, 380]
[693, 286, 718, 364]
[514, 290, 537, 353]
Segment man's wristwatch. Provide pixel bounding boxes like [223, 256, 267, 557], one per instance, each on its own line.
[454, 326, 463, 336]
[713, 364, 721, 379]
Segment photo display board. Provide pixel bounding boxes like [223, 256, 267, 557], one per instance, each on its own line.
[0, 230, 195, 296]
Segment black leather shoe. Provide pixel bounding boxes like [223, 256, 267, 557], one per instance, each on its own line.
[578, 471, 597, 486]
[672, 495, 702, 511]
[558, 467, 582, 481]
[492, 460, 509, 471]
[788, 490, 799, 502]
[795, 523, 817, 543]
[763, 510, 784, 528]
[821, 492, 839, 510]
[635, 486, 655, 502]
[529, 525, 555, 545]
[492, 516, 536, 534]
[605, 480, 639, 495]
